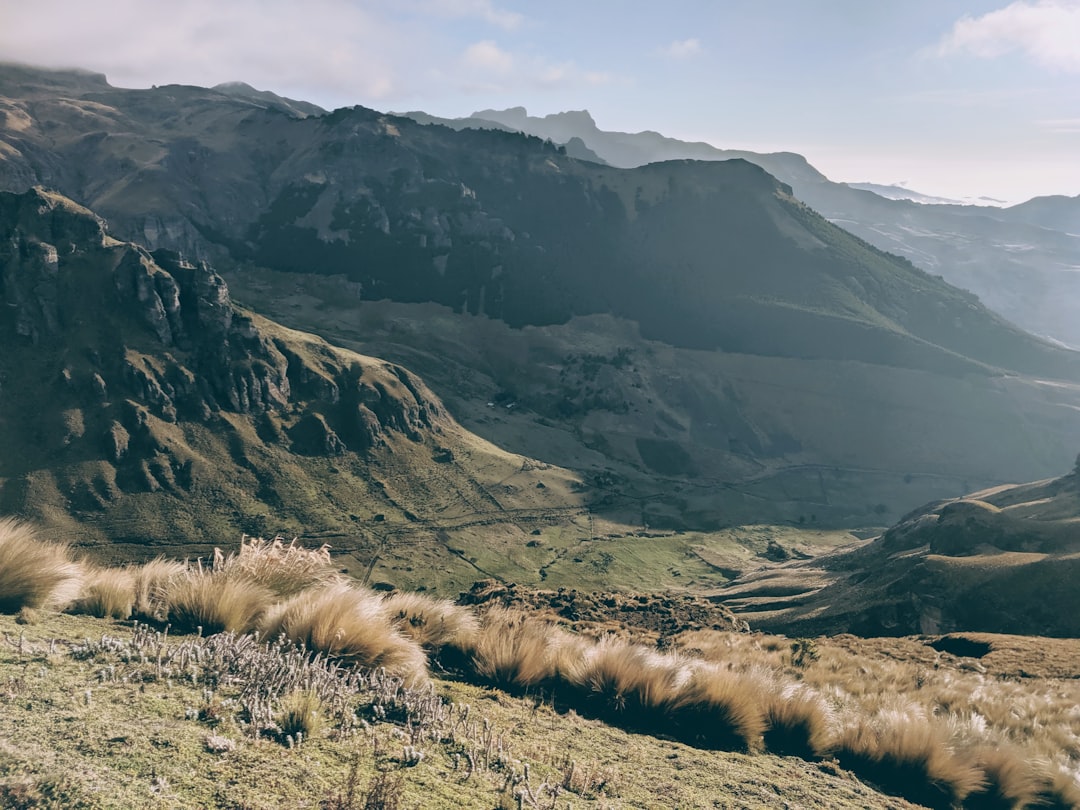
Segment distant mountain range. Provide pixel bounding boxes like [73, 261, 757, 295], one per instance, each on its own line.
[400, 107, 1080, 348]
[4, 63, 1080, 552]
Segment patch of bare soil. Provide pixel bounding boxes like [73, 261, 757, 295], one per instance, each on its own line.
[459, 579, 748, 642]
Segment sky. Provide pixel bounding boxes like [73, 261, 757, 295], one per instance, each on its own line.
[1, 0, 1078, 204]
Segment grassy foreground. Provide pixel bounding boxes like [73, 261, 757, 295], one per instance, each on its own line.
[0, 611, 912, 810]
[2, 520, 1079, 808]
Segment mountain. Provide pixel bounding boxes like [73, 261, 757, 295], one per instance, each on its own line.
[6, 64, 1080, 534]
[437, 106, 1080, 348]
[720, 461, 1080, 638]
[999, 194, 1080, 235]
[0, 186, 593, 594]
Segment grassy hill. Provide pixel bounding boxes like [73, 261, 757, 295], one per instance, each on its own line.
[719, 464, 1080, 638]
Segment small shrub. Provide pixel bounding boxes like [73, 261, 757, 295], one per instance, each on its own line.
[361, 772, 403, 810]
[165, 566, 274, 634]
[0, 518, 83, 613]
[71, 566, 136, 619]
[259, 583, 428, 683]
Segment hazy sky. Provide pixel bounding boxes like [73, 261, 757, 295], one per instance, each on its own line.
[2, 0, 1078, 203]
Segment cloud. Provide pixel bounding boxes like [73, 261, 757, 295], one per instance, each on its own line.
[456, 42, 613, 93]
[657, 38, 702, 59]
[414, 0, 524, 30]
[935, 0, 1080, 72]
[0, 0, 413, 103]
[463, 40, 515, 73]
[1038, 117, 1080, 133]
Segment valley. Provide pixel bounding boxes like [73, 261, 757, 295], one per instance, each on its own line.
[2, 60, 1080, 809]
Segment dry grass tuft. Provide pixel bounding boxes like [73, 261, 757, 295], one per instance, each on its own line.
[665, 667, 769, 752]
[276, 689, 324, 742]
[964, 747, 1045, 810]
[0, 518, 83, 613]
[561, 637, 684, 729]
[72, 566, 136, 620]
[381, 591, 480, 651]
[132, 557, 188, 621]
[762, 684, 834, 758]
[469, 609, 558, 690]
[165, 566, 274, 634]
[833, 713, 985, 809]
[259, 583, 428, 683]
[212, 535, 338, 597]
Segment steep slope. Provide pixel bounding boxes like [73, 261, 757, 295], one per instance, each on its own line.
[444, 106, 1080, 348]
[6, 65, 1080, 529]
[0, 64, 1073, 376]
[0, 187, 587, 589]
[720, 462, 1080, 638]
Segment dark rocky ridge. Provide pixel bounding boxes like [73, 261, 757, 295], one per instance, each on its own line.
[0, 187, 464, 544]
[1, 64, 1077, 380]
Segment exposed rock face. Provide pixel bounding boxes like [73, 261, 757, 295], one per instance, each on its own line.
[0, 187, 448, 497]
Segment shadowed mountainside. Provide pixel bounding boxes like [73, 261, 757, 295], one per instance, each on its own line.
[432, 106, 1080, 348]
[5, 65, 1080, 530]
[0, 187, 594, 589]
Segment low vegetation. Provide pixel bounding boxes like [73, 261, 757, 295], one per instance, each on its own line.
[1, 518, 1078, 808]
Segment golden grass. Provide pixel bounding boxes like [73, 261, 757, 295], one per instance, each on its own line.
[665, 666, 769, 752]
[276, 689, 325, 741]
[165, 566, 274, 634]
[213, 535, 338, 597]
[560, 637, 685, 728]
[381, 591, 480, 651]
[762, 684, 834, 758]
[833, 713, 986, 809]
[469, 608, 557, 689]
[72, 566, 135, 620]
[259, 583, 428, 683]
[132, 557, 188, 621]
[0, 518, 83, 613]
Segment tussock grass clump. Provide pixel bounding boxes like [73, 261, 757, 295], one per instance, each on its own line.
[259, 583, 428, 683]
[276, 689, 324, 743]
[560, 637, 684, 729]
[213, 535, 338, 597]
[665, 666, 769, 752]
[964, 747, 1045, 810]
[165, 566, 274, 635]
[833, 713, 985, 809]
[470, 609, 558, 690]
[72, 566, 136, 619]
[0, 518, 83, 613]
[762, 685, 834, 758]
[133, 557, 188, 621]
[382, 591, 480, 652]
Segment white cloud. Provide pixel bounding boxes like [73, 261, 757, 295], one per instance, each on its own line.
[0, 0, 412, 103]
[457, 42, 613, 92]
[657, 38, 702, 59]
[414, 0, 524, 30]
[1038, 117, 1080, 133]
[936, 0, 1080, 72]
[463, 40, 515, 73]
